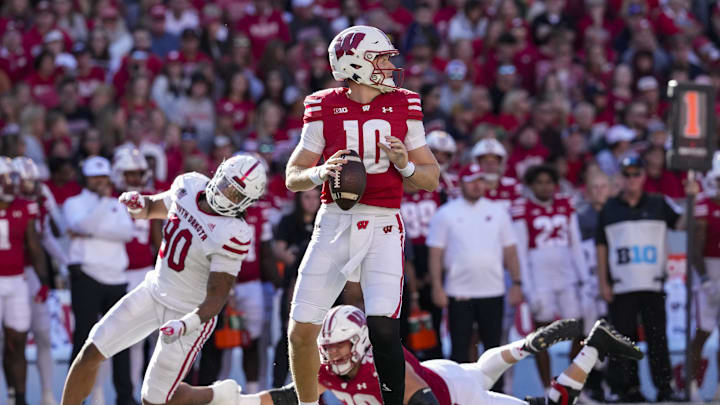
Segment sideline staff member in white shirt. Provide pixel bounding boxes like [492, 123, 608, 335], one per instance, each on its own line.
[428, 163, 523, 368]
[62, 156, 135, 405]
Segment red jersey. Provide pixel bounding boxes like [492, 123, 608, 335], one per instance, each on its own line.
[236, 201, 273, 283]
[511, 196, 575, 249]
[0, 199, 39, 276]
[318, 348, 451, 405]
[236, 10, 290, 59]
[696, 197, 720, 258]
[401, 190, 440, 245]
[303, 87, 424, 209]
[0, 47, 32, 82]
[76, 66, 107, 105]
[217, 98, 255, 131]
[26, 71, 61, 109]
[44, 180, 82, 206]
[486, 176, 522, 210]
[126, 218, 155, 270]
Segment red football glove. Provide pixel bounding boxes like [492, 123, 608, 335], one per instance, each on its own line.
[35, 285, 50, 303]
[118, 191, 146, 214]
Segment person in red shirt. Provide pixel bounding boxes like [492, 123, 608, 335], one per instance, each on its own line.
[0, 156, 49, 405]
[236, 0, 290, 60]
[216, 71, 256, 133]
[642, 146, 685, 199]
[44, 157, 82, 206]
[236, 306, 643, 405]
[506, 125, 550, 180]
[25, 50, 61, 109]
[0, 27, 33, 82]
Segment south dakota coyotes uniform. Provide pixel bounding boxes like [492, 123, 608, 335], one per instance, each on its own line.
[511, 196, 587, 322]
[88, 172, 253, 403]
[694, 196, 720, 333]
[293, 86, 426, 324]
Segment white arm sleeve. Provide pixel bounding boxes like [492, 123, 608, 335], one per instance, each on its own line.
[404, 120, 427, 151]
[297, 121, 325, 154]
[209, 254, 242, 277]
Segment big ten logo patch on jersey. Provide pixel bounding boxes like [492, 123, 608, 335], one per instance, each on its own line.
[357, 220, 369, 230]
[616, 245, 658, 265]
[334, 107, 349, 114]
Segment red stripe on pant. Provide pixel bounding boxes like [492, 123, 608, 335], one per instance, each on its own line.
[391, 214, 405, 318]
[165, 317, 217, 402]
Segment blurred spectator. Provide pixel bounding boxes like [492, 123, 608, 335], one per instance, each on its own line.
[44, 157, 81, 206]
[148, 4, 180, 57]
[642, 146, 685, 199]
[438, 60, 472, 115]
[428, 163, 522, 390]
[289, 0, 331, 45]
[53, 0, 88, 43]
[330, 0, 367, 34]
[98, 6, 133, 72]
[595, 125, 637, 177]
[237, 0, 290, 60]
[164, 0, 200, 36]
[506, 125, 549, 180]
[448, 0, 486, 42]
[172, 73, 215, 151]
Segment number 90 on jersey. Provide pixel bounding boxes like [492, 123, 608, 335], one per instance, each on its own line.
[667, 81, 716, 171]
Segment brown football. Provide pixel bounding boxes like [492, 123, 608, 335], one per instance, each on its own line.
[329, 150, 366, 210]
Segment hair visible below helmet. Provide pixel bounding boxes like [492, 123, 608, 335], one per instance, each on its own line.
[471, 138, 507, 160]
[0, 157, 16, 202]
[317, 305, 371, 376]
[205, 154, 267, 217]
[426, 130, 457, 154]
[112, 148, 150, 191]
[11, 157, 40, 198]
[328, 25, 403, 93]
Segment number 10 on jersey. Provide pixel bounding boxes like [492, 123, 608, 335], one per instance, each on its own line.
[343, 119, 391, 174]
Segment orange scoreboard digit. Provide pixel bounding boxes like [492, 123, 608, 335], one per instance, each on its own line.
[668, 81, 716, 171]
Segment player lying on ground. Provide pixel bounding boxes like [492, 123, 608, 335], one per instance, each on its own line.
[60, 154, 267, 405]
[235, 305, 643, 405]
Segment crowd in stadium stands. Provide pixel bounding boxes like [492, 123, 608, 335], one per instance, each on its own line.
[1, 0, 720, 404]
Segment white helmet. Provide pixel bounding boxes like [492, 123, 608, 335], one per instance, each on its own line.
[426, 131, 457, 154]
[471, 138, 507, 161]
[112, 148, 150, 191]
[205, 154, 267, 217]
[11, 157, 39, 198]
[328, 25, 402, 93]
[704, 151, 720, 197]
[317, 305, 371, 376]
[0, 157, 16, 202]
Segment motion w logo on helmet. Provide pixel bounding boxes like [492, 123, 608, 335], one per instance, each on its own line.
[335, 32, 366, 58]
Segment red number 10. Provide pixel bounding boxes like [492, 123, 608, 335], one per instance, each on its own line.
[159, 216, 193, 272]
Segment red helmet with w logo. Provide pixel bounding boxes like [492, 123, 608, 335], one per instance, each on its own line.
[317, 305, 371, 375]
[328, 26, 402, 93]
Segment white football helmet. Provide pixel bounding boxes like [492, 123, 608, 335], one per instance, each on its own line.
[206, 154, 267, 217]
[471, 138, 507, 161]
[11, 157, 40, 198]
[112, 148, 150, 191]
[0, 157, 16, 202]
[328, 25, 402, 93]
[317, 305, 371, 376]
[427, 131, 457, 154]
[704, 151, 720, 197]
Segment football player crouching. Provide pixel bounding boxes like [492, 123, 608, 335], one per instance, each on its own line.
[60, 154, 267, 405]
[235, 305, 643, 405]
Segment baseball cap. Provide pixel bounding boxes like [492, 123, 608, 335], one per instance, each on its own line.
[445, 60, 467, 81]
[166, 50, 181, 63]
[150, 4, 166, 19]
[637, 76, 658, 91]
[459, 163, 488, 182]
[293, 0, 314, 8]
[82, 156, 111, 177]
[181, 28, 200, 40]
[36, 1, 51, 13]
[620, 156, 643, 170]
[44, 30, 63, 44]
[214, 135, 232, 148]
[605, 125, 635, 144]
[72, 41, 89, 55]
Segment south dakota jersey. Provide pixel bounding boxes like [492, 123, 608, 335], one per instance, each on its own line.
[511, 196, 587, 288]
[147, 173, 252, 313]
[319, 348, 451, 405]
[696, 196, 720, 259]
[299, 87, 427, 209]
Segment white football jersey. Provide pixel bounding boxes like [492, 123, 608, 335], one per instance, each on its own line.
[145, 173, 252, 313]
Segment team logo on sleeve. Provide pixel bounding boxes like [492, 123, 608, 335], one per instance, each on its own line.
[177, 188, 187, 199]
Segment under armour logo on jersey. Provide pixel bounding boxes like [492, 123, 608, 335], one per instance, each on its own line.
[362, 105, 370, 112]
[383, 225, 392, 234]
[357, 220, 369, 230]
[357, 383, 367, 390]
[382, 107, 393, 113]
[208, 223, 216, 231]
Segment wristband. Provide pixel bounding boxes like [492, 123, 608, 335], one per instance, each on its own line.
[180, 312, 202, 335]
[395, 161, 416, 177]
[238, 394, 262, 405]
[127, 207, 142, 214]
[309, 166, 324, 185]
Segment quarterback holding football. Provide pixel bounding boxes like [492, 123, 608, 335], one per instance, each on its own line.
[284, 25, 440, 405]
[60, 155, 267, 405]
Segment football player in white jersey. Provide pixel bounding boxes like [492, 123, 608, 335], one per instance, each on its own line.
[60, 155, 267, 405]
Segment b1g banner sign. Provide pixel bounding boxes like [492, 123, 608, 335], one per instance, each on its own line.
[667, 81, 716, 171]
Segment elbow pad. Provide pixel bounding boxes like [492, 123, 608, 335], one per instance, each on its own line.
[408, 388, 440, 405]
[268, 384, 298, 405]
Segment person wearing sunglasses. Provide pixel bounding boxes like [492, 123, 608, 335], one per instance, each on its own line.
[594, 155, 698, 402]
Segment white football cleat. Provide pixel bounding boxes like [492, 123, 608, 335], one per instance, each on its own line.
[208, 379, 241, 405]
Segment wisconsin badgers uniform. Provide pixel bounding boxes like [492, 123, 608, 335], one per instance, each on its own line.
[0, 199, 38, 331]
[233, 201, 273, 339]
[319, 348, 451, 405]
[486, 176, 522, 210]
[292, 87, 427, 324]
[511, 196, 586, 322]
[694, 197, 720, 332]
[401, 190, 440, 246]
[88, 173, 252, 403]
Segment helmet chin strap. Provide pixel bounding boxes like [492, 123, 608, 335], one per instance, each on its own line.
[332, 359, 355, 375]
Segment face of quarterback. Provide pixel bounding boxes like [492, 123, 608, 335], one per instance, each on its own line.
[322, 340, 359, 377]
[123, 170, 145, 190]
[376, 54, 396, 80]
[530, 173, 556, 202]
[478, 154, 503, 177]
[461, 177, 486, 202]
